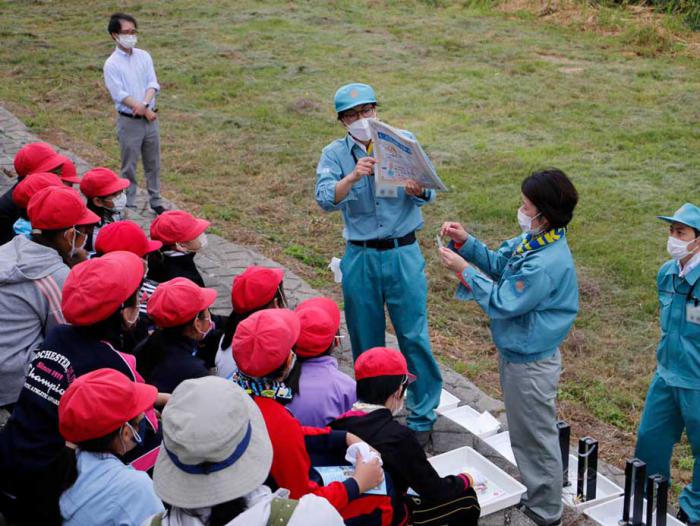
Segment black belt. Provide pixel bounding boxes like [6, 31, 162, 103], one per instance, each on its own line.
[118, 108, 158, 119]
[349, 232, 416, 251]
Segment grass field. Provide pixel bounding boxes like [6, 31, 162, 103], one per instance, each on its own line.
[1, 0, 699, 492]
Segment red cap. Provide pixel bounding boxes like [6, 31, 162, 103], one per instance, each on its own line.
[12, 172, 63, 209]
[95, 220, 162, 257]
[148, 277, 218, 328]
[13, 142, 64, 178]
[59, 368, 157, 443]
[62, 251, 144, 325]
[231, 266, 284, 313]
[58, 157, 81, 184]
[79, 167, 130, 198]
[27, 186, 100, 230]
[150, 210, 210, 245]
[233, 309, 300, 378]
[354, 347, 416, 382]
[294, 297, 341, 358]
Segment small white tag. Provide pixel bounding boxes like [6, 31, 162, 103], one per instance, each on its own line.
[687, 302, 700, 325]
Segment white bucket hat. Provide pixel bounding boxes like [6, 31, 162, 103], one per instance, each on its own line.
[153, 376, 273, 509]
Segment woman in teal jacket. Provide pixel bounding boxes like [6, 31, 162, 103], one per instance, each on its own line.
[635, 203, 700, 526]
[439, 168, 579, 526]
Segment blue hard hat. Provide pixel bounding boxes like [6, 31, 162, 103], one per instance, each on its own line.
[334, 83, 377, 113]
[657, 202, 700, 231]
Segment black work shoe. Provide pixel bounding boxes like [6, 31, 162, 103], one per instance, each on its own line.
[152, 205, 167, 215]
[520, 505, 561, 526]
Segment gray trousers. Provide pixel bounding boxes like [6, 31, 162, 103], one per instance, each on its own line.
[500, 349, 563, 523]
[116, 114, 164, 208]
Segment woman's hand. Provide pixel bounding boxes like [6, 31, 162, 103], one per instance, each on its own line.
[439, 247, 469, 274]
[352, 452, 385, 494]
[440, 221, 468, 244]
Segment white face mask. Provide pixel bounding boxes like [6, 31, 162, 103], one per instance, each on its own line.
[517, 207, 540, 234]
[108, 193, 127, 213]
[667, 236, 696, 260]
[198, 233, 208, 249]
[346, 118, 374, 143]
[118, 34, 137, 49]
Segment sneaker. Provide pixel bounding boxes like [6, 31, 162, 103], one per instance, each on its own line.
[152, 205, 167, 215]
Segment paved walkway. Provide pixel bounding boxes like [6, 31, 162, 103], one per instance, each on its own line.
[0, 105, 602, 525]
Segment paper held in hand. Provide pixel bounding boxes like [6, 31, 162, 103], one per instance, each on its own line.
[368, 119, 448, 193]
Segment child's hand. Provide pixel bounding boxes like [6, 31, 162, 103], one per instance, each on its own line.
[440, 221, 469, 243]
[352, 452, 384, 493]
[439, 247, 469, 273]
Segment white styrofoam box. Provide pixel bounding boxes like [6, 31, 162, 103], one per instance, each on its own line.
[441, 405, 501, 438]
[584, 495, 683, 526]
[436, 389, 460, 414]
[484, 432, 516, 465]
[427, 446, 526, 516]
[562, 454, 623, 510]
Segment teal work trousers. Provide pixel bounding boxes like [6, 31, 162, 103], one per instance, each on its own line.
[341, 240, 442, 431]
[635, 373, 700, 523]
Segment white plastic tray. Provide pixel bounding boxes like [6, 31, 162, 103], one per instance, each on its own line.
[562, 455, 623, 510]
[428, 446, 526, 516]
[441, 405, 500, 438]
[436, 389, 460, 414]
[584, 495, 683, 525]
[483, 431, 516, 465]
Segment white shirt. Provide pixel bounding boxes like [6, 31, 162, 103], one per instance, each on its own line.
[103, 47, 160, 114]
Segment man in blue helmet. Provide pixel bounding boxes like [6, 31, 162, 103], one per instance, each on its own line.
[315, 83, 442, 441]
[635, 202, 700, 526]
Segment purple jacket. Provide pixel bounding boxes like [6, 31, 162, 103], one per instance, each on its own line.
[287, 355, 356, 427]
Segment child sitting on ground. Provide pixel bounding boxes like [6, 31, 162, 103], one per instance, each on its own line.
[58, 369, 164, 526]
[147, 210, 209, 287]
[286, 297, 356, 427]
[215, 265, 287, 379]
[136, 277, 216, 393]
[146, 375, 345, 526]
[79, 167, 130, 252]
[231, 309, 384, 517]
[331, 347, 481, 526]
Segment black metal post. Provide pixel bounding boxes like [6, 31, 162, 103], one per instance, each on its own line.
[622, 459, 646, 525]
[632, 460, 646, 526]
[645, 474, 668, 526]
[584, 437, 598, 501]
[557, 421, 571, 487]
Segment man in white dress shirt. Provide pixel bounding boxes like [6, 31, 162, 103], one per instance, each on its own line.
[103, 13, 166, 215]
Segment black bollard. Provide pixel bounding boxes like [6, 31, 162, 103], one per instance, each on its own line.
[645, 474, 668, 526]
[576, 437, 598, 501]
[557, 421, 571, 487]
[632, 461, 646, 525]
[621, 459, 646, 525]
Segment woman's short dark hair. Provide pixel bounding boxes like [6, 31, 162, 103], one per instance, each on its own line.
[521, 168, 578, 229]
[108, 13, 137, 35]
[356, 375, 405, 405]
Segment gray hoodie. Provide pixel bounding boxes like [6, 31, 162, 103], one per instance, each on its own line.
[0, 235, 69, 406]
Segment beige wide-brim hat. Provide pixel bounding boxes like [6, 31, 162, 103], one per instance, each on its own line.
[153, 376, 273, 509]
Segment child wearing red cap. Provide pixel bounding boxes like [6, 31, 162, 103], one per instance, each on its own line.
[286, 297, 356, 427]
[136, 277, 216, 393]
[10, 171, 63, 238]
[0, 186, 99, 411]
[231, 309, 385, 519]
[147, 210, 210, 287]
[331, 347, 480, 526]
[80, 167, 130, 252]
[58, 369, 164, 525]
[0, 252, 166, 525]
[215, 265, 287, 379]
[0, 143, 79, 244]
